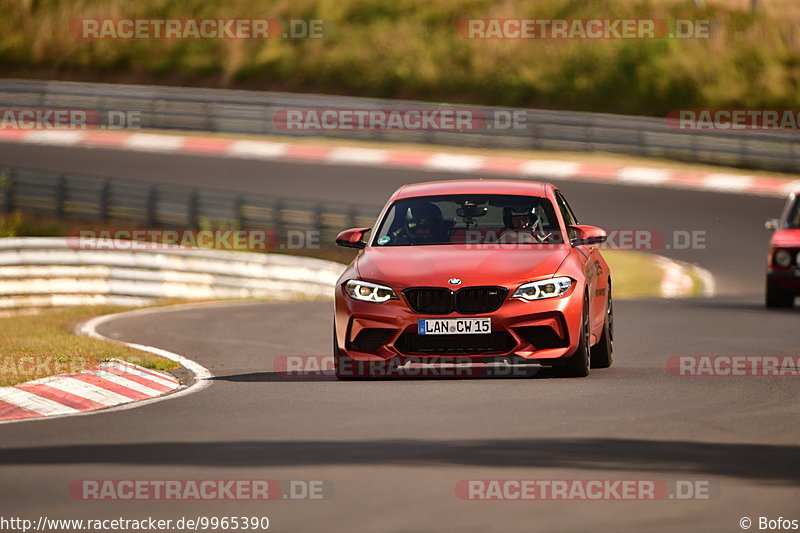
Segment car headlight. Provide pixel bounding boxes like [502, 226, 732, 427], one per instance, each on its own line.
[513, 277, 573, 301]
[774, 249, 793, 267]
[344, 280, 398, 303]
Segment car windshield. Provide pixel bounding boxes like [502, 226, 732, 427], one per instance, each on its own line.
[372, 194, 563, 246]
[785, 197, 800, 229]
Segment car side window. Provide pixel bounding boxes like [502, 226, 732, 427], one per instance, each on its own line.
[554, 191, 578, 227]
[787, 197, 800, 229]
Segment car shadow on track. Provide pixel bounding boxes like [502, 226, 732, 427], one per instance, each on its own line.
[211, 367, 563, 382]
[0, 438, 797, 483]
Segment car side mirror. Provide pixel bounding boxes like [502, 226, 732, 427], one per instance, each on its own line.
[568, 225, 607, 246]
[335, 227, 371, 249]
[765, 218, 779, 231]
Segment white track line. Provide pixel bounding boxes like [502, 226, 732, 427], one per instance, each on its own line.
[327, 147, 388, 165]
[0, 302, 215, 425]
[426, 153, 485, 172]
[100, 360, 179, 387]
[520, 160, 580, 178]
[90, 370, 165, 396]
[24, 130, 86, 145]
[125, 133, 185, 152]
[693, 264, 717, 298]
[655, 255, 716, 299]
[42, 377, 133, 406]
[227, 140, 288, 159]
[617, 167, 672, 185]
[0, 387, 79, 416]
[702, 173, 754, 192]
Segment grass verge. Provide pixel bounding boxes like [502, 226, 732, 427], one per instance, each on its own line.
[598, 249, 665, 299]
[0, 305, 179, 387]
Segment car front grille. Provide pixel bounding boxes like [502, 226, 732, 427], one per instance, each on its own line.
[395, 331, 517, 355]
[403, 286, 508, 315]
[456, 287, 508, 314]
[403, 288, 453, 314]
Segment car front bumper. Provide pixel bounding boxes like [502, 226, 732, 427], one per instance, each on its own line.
[767, 268, 800, 291]
[334, 283, 585, 364]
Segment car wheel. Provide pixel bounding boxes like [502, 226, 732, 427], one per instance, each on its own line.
[590, 287, 614, 369]
[766, 279, 794, 308]
[560, 295, 590, 378]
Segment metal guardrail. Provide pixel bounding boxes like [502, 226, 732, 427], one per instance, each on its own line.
[0, 237, 346, 308]
[0, 166, 379, 247]
[1, 79, 800, 172]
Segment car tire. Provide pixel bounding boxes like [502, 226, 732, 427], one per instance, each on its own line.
[766, 279, 795, 308]
[560, 295, 590, 378]
[590, 287, 614, 369]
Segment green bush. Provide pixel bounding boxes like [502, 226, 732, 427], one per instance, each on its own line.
[1, 0, 797, 116]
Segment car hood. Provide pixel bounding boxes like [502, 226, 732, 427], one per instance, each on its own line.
[355, 245, 572, 289]
[771, 228, 800, 247]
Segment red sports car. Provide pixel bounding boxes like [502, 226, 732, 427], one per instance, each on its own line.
[765, 191, 800, 308]
[333, 179, 613, 378]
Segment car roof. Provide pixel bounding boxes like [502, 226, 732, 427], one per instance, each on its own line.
[394, 179, 552, 200]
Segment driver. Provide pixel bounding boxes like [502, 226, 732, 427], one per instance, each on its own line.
[502, 205, 557, 243]
[503, 207, 541, 230]
[503, 207, 534, 230]
[402, 202, 447, 244]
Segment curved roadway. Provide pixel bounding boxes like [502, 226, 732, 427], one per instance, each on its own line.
[1, 142, 799, 532]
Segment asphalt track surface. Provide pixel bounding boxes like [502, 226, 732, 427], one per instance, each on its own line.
[1, 142, 799, 532]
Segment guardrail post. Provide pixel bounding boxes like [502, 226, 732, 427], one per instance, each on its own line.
[1, 168, 13, 214]
[530, 123, 542, 150]
[348, 206, 358, 229]
[146, 185, 158, 226]
[187, 190, 199, 227]
[741, 137, 751, 168]
[98, 179, 110, 222]
[313, 202, 324, 238]
[273, 199, 284, 245]
[233, 194, 245, 228]
[638, 129, 647, 157]
[54, 175, 66, 218]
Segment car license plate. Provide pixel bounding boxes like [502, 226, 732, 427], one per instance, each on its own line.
[418, 318, 491, 335]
